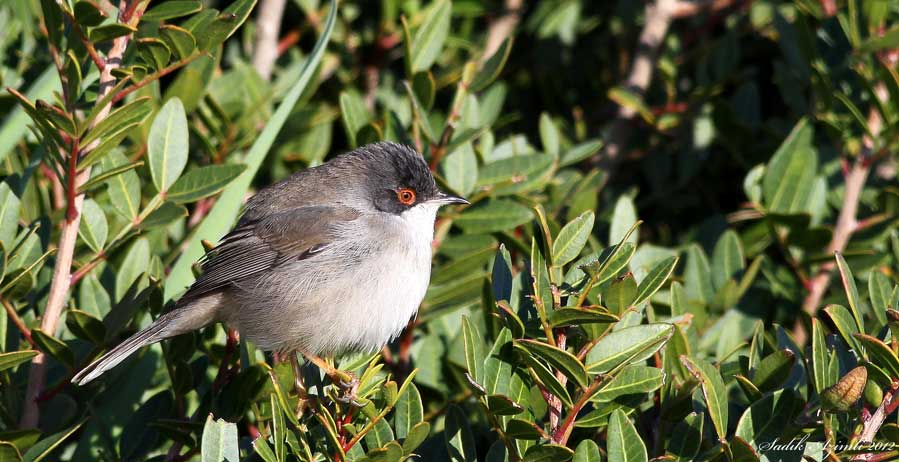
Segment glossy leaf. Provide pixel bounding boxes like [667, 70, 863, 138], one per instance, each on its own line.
[607, 409, 647, 462]
[514, 339, 588, 388]
[200, 415, 238, 462]
[632, 256, 678, 306]
[552, 211, 594, 267]
[455, 200, 533, 233]
[0, 350, 39, 372]
[681, 356, 728, 441]
[586, 323, 673, 374]
[410, 0, 451, 72]
[166, 164, 247, 203]
[149, 97, 189, 193]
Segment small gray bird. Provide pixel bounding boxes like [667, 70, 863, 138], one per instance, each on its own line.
[73, 142, 467, 385]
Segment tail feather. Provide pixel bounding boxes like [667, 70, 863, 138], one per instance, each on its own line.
[72, 317, 168, 385]
[72, 295, 221, 385]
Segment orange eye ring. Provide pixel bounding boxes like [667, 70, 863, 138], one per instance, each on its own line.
[397, 188, 416, 205]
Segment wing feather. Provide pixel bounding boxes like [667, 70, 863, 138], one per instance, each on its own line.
[180, 206, 359, 301]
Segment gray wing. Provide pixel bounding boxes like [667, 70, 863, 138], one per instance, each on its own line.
[180, 205, 360, 301]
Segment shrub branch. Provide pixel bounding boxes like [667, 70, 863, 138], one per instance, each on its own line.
[20, 0, 140, 429]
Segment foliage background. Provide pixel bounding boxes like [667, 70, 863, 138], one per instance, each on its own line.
[2, 0, 899, 461]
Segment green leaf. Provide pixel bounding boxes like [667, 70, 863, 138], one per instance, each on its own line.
[442, 142, 478, 197]
[605, 274, 637, 315]
[31, 329, 74, 367]
[514, 339, 588, 388]
[166, 164, 247, 203]
[445, 405, 476, 462]
[523, 444, 574, 462]
[160, 25, 197, 60]
[823, 304, 863, 356]
[811, 318, 830, 393]
[394, 383, 423, 438]
[607, 409, 648, 462]
[485, 394, 524, 415]
[560, 140, 602, 167]
[857, 25, 899, 52]
[0, 350, 39, 372]
[476, 155, 554, 187]
[548, 307, 618, 327]
[149, 97, 189, 193]
[552, 211, 594, 267]
[402, 421, 431, 454]
[519, 350, 572, 407]
[115, 238, 150, 302]
[632, 256, 678, 306]
[100, 153, 141, 220]
[137, 38, 172, 70]
[681, 356, 728, 441]
[579, 242, 636, 288]
[201, 415, 239, 462]
[461, 316, 485, 387]
[411, 71, 436, 110]
[0, 183, 21, 251]
[538, 113, 560, 157]
[711, 230, 744, 289]
[0, 442, 22, 462]
[455, 200, 533, 233]
[684, 244, 713, 305]
[143, 1, 203, 21]
[573, 440, 600, 462]
[410, 0, 452, 72]
[505, 419, 543, 440]
[89, 23, 137, 43]
[750, 349, 795, 392]
[77, 199, 107, 253]
[609, 196, 638, 246]
[80, 97, 152, 153]
[253, 437, 276, 462]
[586, 323, 673, 374]
[667, 412, 703, 461]
[74, 1, 107, 27]
[734, 390, 804, 450]
[835, 252, 864, 333]
[608, 84, 654, 121]
[21, 420, 85, 462]
[65, 309, 106, 345]
[855, 334, 899, 379]
[591, 365, 664, 402]
[339, 91, 371, 147]
[196, 0, 257, 51]
[471, 37, 514, 92]
[165, 0, 336, 301]
[761, 118, 817, 214]
[869, 271, 892, 328]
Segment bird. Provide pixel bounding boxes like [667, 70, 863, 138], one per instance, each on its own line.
[72, 141, 468, 387]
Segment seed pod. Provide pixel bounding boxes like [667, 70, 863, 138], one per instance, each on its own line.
[822, 366, 867, 413]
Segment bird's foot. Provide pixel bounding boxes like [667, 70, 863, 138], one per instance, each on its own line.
[331, 371, 364, 407]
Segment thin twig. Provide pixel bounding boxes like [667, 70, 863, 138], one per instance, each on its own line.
[481, 0, 522, 63]
[20, 0, 139, 429]
[252, 0, 287, 81]
[111, 52, 205, 104]
[591, 0, 677, 170]
[794, 83, 886, 345]
[2, 298, 35, 348]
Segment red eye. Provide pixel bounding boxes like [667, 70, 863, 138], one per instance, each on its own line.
[397, 188, 416, 205]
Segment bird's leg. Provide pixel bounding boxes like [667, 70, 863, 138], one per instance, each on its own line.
[300, 351, 362, 406]
[289, 351, 310, 417]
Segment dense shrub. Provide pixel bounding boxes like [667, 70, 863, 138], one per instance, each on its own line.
[2, 0, 899, 461]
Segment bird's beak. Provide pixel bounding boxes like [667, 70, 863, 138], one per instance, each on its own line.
[431, 191, 469, 205]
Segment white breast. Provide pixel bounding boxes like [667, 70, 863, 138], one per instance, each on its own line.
[278, 204, 439, 355]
